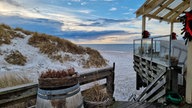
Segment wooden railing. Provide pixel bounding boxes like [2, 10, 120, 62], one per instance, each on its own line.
[0, 63, 115, 107]
[136, 70, 167, 102]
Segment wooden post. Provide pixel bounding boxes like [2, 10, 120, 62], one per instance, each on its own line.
[106, 63, 115, 98]
[186, 0, 192, 104]
[170, 22, 174, 34]
[142, 15, 146, 33]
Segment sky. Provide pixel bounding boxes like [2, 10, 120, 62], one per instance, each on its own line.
[0, 0, 183, 44]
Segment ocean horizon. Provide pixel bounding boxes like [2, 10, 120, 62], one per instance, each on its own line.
[80, 44, 133, 53]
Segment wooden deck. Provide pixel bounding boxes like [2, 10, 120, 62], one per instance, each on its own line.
[110, 101, 163, 108]
[110, 101, 192, 108]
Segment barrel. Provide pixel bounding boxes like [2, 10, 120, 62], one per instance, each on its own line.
[36, 77, 83, 108]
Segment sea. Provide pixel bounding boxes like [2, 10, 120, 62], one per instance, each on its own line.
[80, 44, 133, 53]
[79, 44, 142, 101]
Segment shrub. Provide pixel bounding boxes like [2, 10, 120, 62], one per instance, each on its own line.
[83, 47, 107, 68]
[0, 25, 25, 46]
[38, 43, 59, 55]
[8, 30, 24, 38]
[0, 24, 12, 30]
[0, 26, 11, 45]
[5, 50, 27, 66]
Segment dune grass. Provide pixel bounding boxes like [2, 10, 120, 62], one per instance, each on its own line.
[83, 47, 107, 68]
[5, 50, 27, 66]
[28, 32, 85, 54]
[14, 27, 33, 35]
[0, 73, 31, 88]
[28, 32, 107, 68]
[0, 24, 25, 45]
[0, 23, 107, 68]
[82, 83, 109, 102]
[0, 73, 34, 108]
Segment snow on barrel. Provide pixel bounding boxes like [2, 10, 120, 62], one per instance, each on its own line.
[36, 68, 83, 108]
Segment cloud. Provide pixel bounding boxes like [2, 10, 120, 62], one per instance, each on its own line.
[80, 18, 132, 27]
[76, 33, 141, 44]
[81, 2, 87, 5]
[67, 2, 72, 5]
[109, 7, 117, 11]
[78, 10, 91, 14]
[1, 0, 21, 7]
[0, 15, 62, 34]
[0, 15, 137, 44]
[58, 30, 129, 40]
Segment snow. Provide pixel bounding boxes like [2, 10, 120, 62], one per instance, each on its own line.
[0, 32, 142, 101]
[100, 51, 143, 101]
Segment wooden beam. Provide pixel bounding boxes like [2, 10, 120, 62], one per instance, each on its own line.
[135, 0, 151, 17]
[145, 14, 179, 22]
[152, 0, 174, 16]
[142, 15, 146, 32]
[170, 22, 174, 33]
[186, 0, 192, 104]
[136, 0, 166, 17]
[170, 2, 190, 22]
[163, 1, 189, 20]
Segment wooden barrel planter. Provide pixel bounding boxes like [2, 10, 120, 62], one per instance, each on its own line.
[84, 98, 113, 108]
[82, 84, 113, 108]
[36, 76, 83, 108]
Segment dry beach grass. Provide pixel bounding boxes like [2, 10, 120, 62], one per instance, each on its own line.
[0, 73, 34, 108]
[0, 73, 31, 88]
[0, 23, 107, 68]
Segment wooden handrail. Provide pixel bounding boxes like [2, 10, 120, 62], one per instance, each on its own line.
[136, 70, 167, 102]
[0, 64, 115, 107]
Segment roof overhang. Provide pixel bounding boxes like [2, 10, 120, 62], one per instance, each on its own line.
[136, 0, 190, 23]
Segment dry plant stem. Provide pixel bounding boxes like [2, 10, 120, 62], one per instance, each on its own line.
[83, 84, 109, 102]
[0, 73, 31, 88]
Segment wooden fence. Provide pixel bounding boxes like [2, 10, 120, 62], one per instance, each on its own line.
[0, 63, 115, 107]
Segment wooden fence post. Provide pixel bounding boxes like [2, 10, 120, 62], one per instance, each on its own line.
[107, 63, 115, 98]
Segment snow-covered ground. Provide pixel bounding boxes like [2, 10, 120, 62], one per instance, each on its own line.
[100, 51, 142, 101]
[0, 33, 142, 101]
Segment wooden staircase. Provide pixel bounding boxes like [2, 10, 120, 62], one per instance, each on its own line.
[133, 55, 182, 103]
[136, 70, 167, 102]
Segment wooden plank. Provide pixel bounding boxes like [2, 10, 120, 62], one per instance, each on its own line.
[107, 63, 115, 97]
[141, 78, 166, 102]
[186, 33, 192, 103]
[145, 14, 178, 23]
[163, 1, 188, 20]
[142, 15, 146, 33]
[133, 61, 140, 67]
[134, 66, 148, 81]
[79, 67, 113, 85]
[136, 0, 166, 17]
[136, 70, 167, 101]
[0, 83, 37, 95]
[0, 88, 37, 107]
[148, 88, 166, 102]
[152, 0, 174, 16]
[127, 101, 143, 108]
[170, 1, 190, 22]
[0, 66, 115, 107]
[135, 0, 151, 17]
[110, 101, 136, 108]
